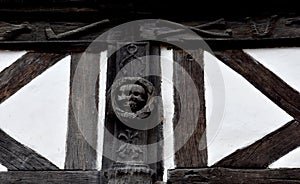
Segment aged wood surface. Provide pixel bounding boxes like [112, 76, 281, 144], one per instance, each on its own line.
[1, 168, 300, 184]
[64, 52, 99, 170]
[214, 50, 300, 121]
[0, 52, 67, 104]
[148, 43, 164, 181]
[0, 128, 58, 170]
[102, 43, 150, 172]
[0, 0, 297, 22]
[101, 42, 163, 183]
[168, 168, 300, 184]
[214, 120, 300, 168]
[45, 19, 110, 40]
[0, 15, 300, 51]
[0, 22, 31, 40]
[173, 49, 207, 167]
[0, 171, 100, 184]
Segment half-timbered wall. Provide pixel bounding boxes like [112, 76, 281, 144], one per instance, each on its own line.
[0, 1, 299, 183]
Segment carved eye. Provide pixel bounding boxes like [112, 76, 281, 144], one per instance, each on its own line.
[133, 92, 140, 96]
[187, 54, 193, 61]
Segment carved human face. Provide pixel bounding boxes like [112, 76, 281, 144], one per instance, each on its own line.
[117, 84, 147, 113]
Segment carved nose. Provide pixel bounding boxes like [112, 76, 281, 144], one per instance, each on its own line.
[129, 94, 136, 99]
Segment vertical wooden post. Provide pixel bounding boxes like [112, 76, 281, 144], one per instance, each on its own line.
[102, 42, 164, 183]
[147, 44, 164, 182]
[65, 52, 100, 170]
[173, 48, 207, 168]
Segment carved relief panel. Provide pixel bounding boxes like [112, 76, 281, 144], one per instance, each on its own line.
[103, 42, 163, 183]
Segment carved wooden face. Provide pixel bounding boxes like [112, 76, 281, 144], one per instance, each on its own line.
[117, 84, 147, 113]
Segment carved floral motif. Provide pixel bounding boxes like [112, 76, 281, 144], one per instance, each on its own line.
[117, 129, 143, 160]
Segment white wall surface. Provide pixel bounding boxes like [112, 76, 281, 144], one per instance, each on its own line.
[205, 50, 294, 166]
[0, 52, 70, 170]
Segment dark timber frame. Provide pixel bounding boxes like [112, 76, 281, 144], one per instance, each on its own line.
[0, 1, 299, 183]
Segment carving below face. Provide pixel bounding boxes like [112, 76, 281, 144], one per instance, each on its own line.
[117, 84, 147, 113]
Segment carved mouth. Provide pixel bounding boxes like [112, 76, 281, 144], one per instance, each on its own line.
[120, 101, 138, 111]
[124, 101, 137, 107]
[122, 101, 140, 112]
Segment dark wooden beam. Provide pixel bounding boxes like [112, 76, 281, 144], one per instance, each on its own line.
[213, 120, 300, 168]
[0, 52, 67, 104]
[0, 171, 100, 184]
[168, 168, 300, 184]
[214, 50, 300, 121]
[2, 168, 300, 184]
[0, 128, 58, 170]
[1, 38, 300, 52]
[173, 49, 207, 167]
[0, 0, 297, 21]
[64, 52, 99, 170]
[0, 15, 300, 51]
[0, 41, 99, 52]
[5, 168, 299, 184]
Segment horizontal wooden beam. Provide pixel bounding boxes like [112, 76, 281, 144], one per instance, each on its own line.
[168, 168, 300, 184]
[0, 1, 297, 21]
[0, 129, 58, 170]
[1, 168, 300, 183]
[213, 120, 300, 168]
[0, 171, 100, 184]
[0, 52, 67, 104]
[0, 14, 300, 51]
[0, 41, 93, 52]
[1, 38, 300, 52]
[214, 50, 300, 121]
[3, 168, 300, 184]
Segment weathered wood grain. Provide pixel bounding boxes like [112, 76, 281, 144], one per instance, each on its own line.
[214, 120, 300, 168]
[0, 15, 300, 51]
[101, 42, 164, 183]
[0, 0, 297, 22]
[3, 168, 299, 184]
[0, 22, 31, 40]
[168, 168, 300, 184]
[148, 43, 164, 181]
[64, 52, 99, 170]
[173, 49, 207, 167]
[214, 50, 300, 121]
[0, 171, 100, 184]
[0, 128, 58, 170]
[0, 52, 67, 104]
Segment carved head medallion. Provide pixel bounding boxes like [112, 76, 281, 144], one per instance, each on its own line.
[111, 77, 155, 123]
[117, 83, 147, 113]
